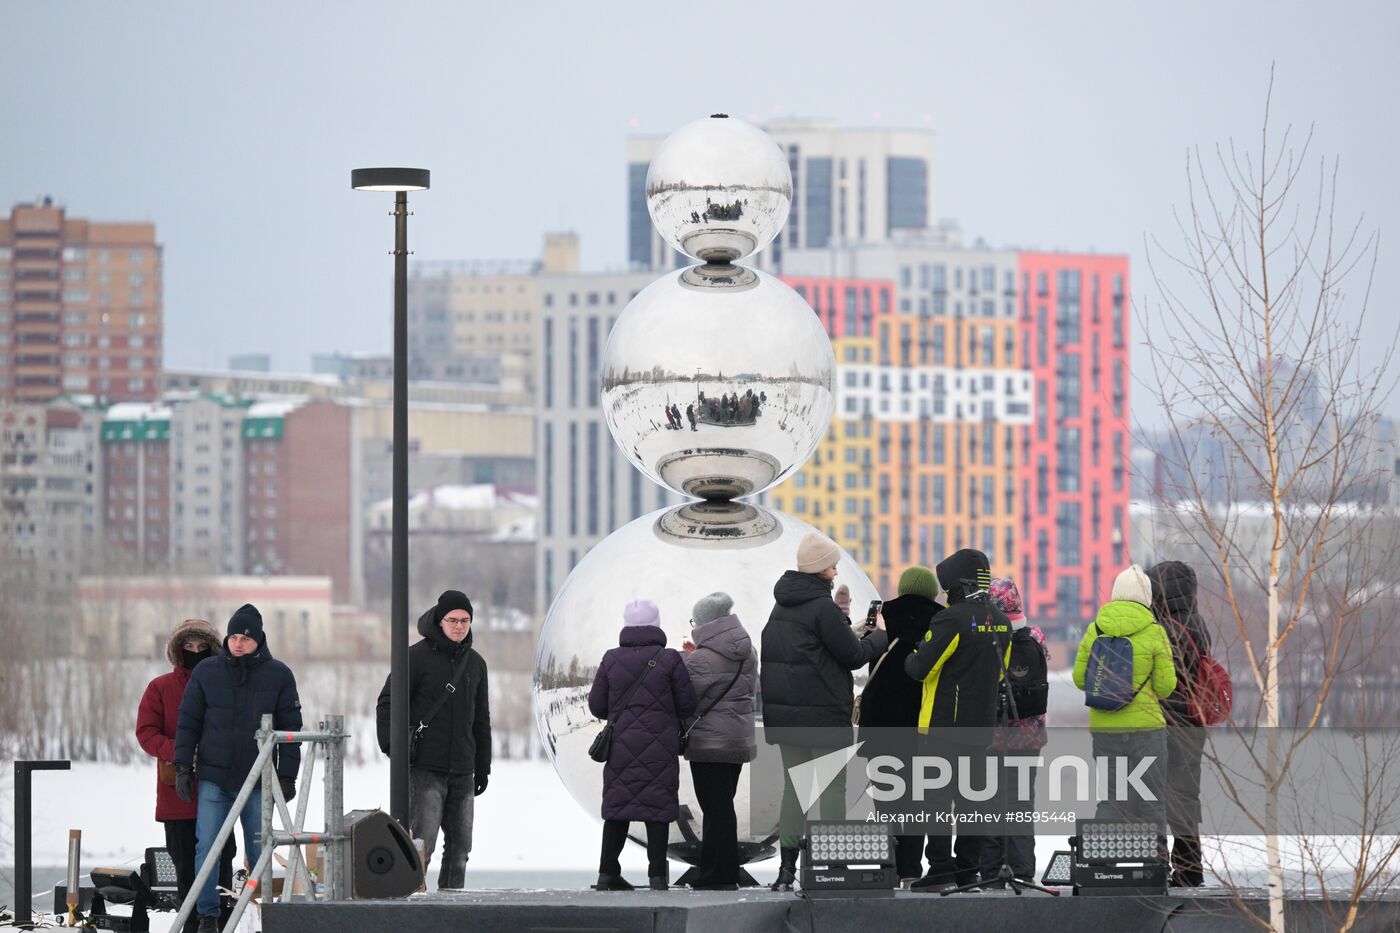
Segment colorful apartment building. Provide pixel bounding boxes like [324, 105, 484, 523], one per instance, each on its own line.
[771, 272, 1031, 597]
[1016, 252, 1130, 627]
[771, 248, 1130, 633]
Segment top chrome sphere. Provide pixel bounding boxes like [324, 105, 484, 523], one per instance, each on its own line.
[646, 114, 792, 263]
[601, 265, 835, 500]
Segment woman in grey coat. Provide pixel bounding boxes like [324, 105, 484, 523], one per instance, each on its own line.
[681, 592, 758, 890]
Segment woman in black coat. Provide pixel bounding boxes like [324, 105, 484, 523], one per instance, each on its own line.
[1147, 561, 1213, 887]
[856, 566, 941, 881]
[588, 599, 696, 891]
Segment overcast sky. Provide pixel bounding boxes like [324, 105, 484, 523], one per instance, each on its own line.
[3, 1, 1396, 423]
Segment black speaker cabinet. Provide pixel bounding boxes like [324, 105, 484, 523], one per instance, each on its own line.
[343, 809, 423, 899]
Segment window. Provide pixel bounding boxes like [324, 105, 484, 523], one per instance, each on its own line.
[1057, 427, 1082, 492]
[1056, 353, 1081, 420]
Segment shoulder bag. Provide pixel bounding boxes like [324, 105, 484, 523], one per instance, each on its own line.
[589, 646, 665, 763]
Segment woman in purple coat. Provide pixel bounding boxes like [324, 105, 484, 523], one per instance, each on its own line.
[588, 599, 697, 891]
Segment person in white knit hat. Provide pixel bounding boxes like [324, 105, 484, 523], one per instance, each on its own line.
[1073, 564, 1178, 829]
[759, 532, 888, 891]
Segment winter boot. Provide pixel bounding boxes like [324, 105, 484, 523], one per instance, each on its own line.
[1170, 835, 1205, 887]
[648, 872, 669, 891]
[197, 917, 219, 933]
[769, 846, 799, 892]
[592, 873, 635, 892]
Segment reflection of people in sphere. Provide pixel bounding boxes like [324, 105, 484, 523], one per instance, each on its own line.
[588, 599, 697, 891]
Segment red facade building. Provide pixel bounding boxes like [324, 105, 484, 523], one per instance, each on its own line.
[1016, 252, 1131, 631]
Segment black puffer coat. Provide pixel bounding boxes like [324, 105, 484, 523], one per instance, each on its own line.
[760, 571, 889, 743]
[376, 607, 491, 777]
[857, 593, 938, 731]
[1147, 561, 1213, 725]
[175, 633, 302, 793]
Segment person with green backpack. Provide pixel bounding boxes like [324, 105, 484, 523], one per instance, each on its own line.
[1073, 564, 1177, 827]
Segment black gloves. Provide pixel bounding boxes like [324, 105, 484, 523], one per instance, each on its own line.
[474, 774, 489, 797]
[176, 764, 195, 803]
[279, 775, 297, 803]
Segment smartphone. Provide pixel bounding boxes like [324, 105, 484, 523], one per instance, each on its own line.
[864, 599, 883, 628]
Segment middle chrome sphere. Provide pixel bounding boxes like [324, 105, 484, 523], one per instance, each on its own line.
[601, 265, 835, 500]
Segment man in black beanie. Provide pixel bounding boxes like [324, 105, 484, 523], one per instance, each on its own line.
[376, 590, 492, 890]
[175, 604, 302, 933]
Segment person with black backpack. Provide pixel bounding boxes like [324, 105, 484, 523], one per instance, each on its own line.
[1147, 561, 1213, 887]
[1073, 565, 1177, 828]
[979, 577, 1049, 886]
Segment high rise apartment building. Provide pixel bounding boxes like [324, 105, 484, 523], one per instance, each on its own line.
[0, 199, 162, 403]
[0, 400, 103, 650]
[96, 396, 358, 601]
[772, 240, 1036, 588]
[1016, 253, 1130, 623]
[626, 120, 937, 272]
[775, 243, 1130, 628]
[534, 265, 677, 611]
[242, 399, 355, 601]
[406, 233, 582, 394]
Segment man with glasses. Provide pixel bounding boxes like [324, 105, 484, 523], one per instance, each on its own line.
[376, 590, 492, 889]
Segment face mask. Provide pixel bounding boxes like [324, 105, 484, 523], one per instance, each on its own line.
[181, 646, 211, 669]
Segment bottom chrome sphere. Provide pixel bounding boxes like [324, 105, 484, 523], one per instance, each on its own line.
[533, 503, 877, 865]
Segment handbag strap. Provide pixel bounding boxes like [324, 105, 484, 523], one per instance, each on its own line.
[608, 646, 666, 724]
[684, 654, 746, 739]
[867, 637, 900, 681]
[414, 647, 475, 734]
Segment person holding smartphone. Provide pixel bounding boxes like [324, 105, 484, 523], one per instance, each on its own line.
[760, 532, 888, 891]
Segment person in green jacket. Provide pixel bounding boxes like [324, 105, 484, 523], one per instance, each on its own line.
[1073, 564, 1177, 827]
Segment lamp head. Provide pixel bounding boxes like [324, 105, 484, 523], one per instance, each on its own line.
[351, 167, 430, 191]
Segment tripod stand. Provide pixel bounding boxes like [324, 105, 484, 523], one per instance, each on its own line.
[938, 863, 1060, 897]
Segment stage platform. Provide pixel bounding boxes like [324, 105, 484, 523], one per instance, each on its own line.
[264, 886, 1400, 933]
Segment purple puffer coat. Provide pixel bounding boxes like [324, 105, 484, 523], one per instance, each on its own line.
[589, 625, 697, 822]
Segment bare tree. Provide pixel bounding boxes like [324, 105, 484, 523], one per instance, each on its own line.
[1142, 69, 1398, 931]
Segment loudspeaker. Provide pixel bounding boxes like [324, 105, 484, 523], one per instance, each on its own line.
[344, 809, 423, 899]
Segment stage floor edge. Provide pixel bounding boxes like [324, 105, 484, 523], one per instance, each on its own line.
[264, 887, 1400, 933]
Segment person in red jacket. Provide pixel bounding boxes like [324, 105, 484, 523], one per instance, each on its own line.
[135, 620, 235, 932]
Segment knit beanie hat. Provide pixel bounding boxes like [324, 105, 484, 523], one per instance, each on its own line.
[989, 577, 1023, 617]
[227, 604, 264, 644]
[433, 589, 474, 625]
[796, 532, 842, 573]
[691, 592, 734, 627]
[623, 598, 661, 627]
[1111, 564, 1153, 608]
[897, 566, 940, 602]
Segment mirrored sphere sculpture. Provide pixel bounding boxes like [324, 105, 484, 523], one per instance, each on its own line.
[601, 266, 835, 500]
[646, 114, 792, 263]
[532, 503, 877, 864]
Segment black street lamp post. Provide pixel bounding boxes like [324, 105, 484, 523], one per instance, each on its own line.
[351, 166, 429, 825]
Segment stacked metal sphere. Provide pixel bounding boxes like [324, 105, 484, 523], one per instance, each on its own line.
[533, 115, 875, 866]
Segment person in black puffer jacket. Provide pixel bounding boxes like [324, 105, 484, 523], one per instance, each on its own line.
[174, 605, 301, 929]
[376, 590, 491, 890]
[1147, 561, 1212, 888]
[760, 532, 888, 891]
[857, 565, 941, 882]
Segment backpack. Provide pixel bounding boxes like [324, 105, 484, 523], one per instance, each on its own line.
[1175, 622, 1233, 726]
[1001, 629, 1049, 720]
[1083, 623, 1150, 712]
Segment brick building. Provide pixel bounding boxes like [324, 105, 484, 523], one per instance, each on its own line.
[1, 199, 162, 404]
